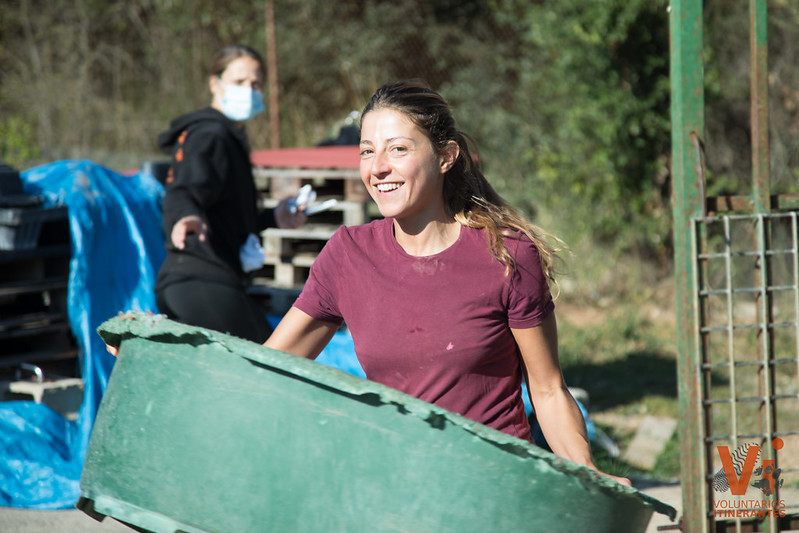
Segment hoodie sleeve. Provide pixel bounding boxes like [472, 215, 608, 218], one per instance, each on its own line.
[161, 125, 230, 233]
[256, 208, 277, 231]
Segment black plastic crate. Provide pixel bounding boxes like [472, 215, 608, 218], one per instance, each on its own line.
[0, 165, 24, 196]
[0, 205, 69, 250]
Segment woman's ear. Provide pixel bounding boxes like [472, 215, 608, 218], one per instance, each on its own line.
[209, 76, 224, 108]
[440, 140, 460, 173]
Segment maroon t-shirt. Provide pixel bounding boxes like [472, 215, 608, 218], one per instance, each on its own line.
[294, 218, 554, 441]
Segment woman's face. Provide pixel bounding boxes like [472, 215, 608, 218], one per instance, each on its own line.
[209, 56, 263, 108]
[359, 108, 456, 223]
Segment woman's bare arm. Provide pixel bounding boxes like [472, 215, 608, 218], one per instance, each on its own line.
[264, 306, 338, 359]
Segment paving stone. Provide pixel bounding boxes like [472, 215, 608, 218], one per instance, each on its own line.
[623, 415, 678, 471]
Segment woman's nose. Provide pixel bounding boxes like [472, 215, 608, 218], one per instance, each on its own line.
[370, 151, 390, 176]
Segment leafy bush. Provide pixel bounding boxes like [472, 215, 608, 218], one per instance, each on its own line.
[0, 116, 40, 168]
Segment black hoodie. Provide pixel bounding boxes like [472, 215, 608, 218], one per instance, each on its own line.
[154, 107, 275, 291]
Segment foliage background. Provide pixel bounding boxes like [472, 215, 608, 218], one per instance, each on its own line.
[2, 0, 799, 298]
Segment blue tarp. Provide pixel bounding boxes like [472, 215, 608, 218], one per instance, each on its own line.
[0, 160, 165, 508]
[0, 160, 363, 509]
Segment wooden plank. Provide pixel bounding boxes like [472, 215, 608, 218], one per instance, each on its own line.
[253, 167, 359, 180]
[706, 193, 799, 214]
[262, 226, 337, 242]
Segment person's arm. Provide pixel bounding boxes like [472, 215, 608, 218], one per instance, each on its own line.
[107, 306, 336, 359]
[257, 197, 308, 231]
[162, 128, 227, 244]
[512, 313, 631, 486]
[264, 306, 338, 359]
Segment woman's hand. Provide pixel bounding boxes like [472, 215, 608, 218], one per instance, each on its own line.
[171, 215, 207, 249]
[595, 469, 632, 487]
[609, 473, 632, 486]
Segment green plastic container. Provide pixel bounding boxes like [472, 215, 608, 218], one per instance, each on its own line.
[79, 313, 676, 533]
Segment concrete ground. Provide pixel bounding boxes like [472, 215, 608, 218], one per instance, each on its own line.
[0, 506, 134, 533]
[636, 480, 684, 532]
[0, 482, 684, 533]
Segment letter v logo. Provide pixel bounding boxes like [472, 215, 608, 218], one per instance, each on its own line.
[718, 444, 760, 496]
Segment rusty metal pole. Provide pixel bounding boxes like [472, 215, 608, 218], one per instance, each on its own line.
[670, 0, 708, 531]
[749, 3, 779, 532]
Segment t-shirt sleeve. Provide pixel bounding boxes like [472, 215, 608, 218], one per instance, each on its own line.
[506, 235, 555, 329]
[293, 227, 347, 325]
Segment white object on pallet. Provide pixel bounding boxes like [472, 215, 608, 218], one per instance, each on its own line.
[261, 198, 367, 227]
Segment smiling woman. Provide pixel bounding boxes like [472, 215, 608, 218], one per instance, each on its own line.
[265, 80, 630, 486]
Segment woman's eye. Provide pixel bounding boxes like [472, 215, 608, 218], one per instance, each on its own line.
[359, 148, 373, 157]
[390, 145, 407, 154]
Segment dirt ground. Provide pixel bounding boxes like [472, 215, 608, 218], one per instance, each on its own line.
[0, 506, 133, 533]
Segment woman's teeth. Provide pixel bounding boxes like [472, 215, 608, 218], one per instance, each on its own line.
[376, 183, 402, 192]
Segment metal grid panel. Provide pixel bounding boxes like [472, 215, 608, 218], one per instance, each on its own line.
[693, 212, 799, 532]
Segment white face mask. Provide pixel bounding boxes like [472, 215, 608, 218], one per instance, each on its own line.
[218, 80, 265, 122]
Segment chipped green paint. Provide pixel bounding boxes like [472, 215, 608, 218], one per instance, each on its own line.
[670, 1, 708, 531]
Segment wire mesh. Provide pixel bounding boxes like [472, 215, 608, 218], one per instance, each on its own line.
[694, 212, 799, 532]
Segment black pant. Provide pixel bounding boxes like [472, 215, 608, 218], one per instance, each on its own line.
[156, 279, 273, 344]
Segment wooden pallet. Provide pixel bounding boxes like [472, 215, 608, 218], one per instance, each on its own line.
[253, 167, 369, 204]
[259, 226, 336, 287]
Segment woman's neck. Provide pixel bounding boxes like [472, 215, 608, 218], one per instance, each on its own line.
[392, 217, 461, 257]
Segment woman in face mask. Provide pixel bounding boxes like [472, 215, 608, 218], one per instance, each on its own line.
[154, 44, 305, 343]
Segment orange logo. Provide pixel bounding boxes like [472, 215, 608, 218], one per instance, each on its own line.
[712, 438, 787, 519]
[175, 130, 188, 163]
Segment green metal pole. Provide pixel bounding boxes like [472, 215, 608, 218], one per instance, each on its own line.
[750, 0, 770, 214]
[670, 1, 708, 532]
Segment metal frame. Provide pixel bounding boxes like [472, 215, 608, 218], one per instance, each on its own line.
[693, 213, 799, 532]
[671, 1, 799, 531]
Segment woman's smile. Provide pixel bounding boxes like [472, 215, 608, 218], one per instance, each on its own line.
[375, 182, 404, 193]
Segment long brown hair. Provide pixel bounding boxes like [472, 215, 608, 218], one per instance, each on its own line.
[361, 80, 562, 286]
